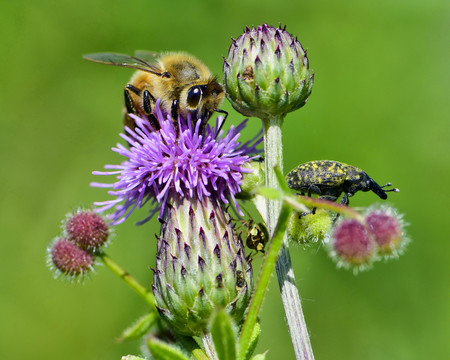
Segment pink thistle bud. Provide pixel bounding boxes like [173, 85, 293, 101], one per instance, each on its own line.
[49, 238, 94, 278]
[365, 207, 407, 257]
[66, 211, 109, 250]
[329, 219, 376, 272]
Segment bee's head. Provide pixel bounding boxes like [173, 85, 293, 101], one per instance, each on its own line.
[183, 80, 225, 121]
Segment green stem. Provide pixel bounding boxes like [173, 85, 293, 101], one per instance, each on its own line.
[178, 336, 210, 360]
[99, 252, 210, 359]
[239, 203, 292, 359]
[98, 252, 156, 308]
[286, 195, 365, 222]
[260, 116, 314, 360]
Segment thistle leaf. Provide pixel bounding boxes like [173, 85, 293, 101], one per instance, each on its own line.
[241, 322, 261, 360]
[120, 313, 157, 341]
[147, 338, 190, 360]
[211, 310, 237, 360]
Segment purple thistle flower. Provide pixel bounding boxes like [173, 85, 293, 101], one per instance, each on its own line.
[92, 100, 262, 225]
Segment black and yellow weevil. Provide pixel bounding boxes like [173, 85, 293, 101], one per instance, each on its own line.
[286, 160, 399, 206]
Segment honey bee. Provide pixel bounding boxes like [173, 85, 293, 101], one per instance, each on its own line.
[83, 51, 226, 132]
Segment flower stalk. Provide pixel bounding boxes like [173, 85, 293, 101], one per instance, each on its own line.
[98, 251, 156, 308]
[239, 196, 292, 359]
[260, 118, 314, 360]
[222, 23, 315, 359]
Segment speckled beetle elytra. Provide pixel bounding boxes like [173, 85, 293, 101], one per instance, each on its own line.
[286, 160, 399, 206]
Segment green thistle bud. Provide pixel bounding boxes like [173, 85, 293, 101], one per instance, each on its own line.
[237, 160, 265, 200]
[287, 209, 333, 245]
[223, 24, 314, 119]
[153, 196, 253, 336]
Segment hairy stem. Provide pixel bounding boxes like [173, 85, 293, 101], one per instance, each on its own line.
[239, 203, 292, 359]
[178, 336, 210, 360]
[201, 332, 217, 360]
[260, 116, 314, 360]
[98, 252, 156, 308]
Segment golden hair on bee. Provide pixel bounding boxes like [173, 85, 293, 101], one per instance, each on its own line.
[83, 51, 226, 132]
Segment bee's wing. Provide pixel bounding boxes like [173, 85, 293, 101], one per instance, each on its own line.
[134, 50, 160, 63]
[83, 52, 162, 76]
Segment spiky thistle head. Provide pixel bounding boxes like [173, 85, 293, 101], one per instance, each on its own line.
[92, 100, 261, 225]
[223, 24, 314, 119]
[152, 195, 252, 336]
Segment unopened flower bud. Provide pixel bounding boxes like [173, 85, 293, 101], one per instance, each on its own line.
[49, 238, 94, 279]
[328, 219, 376, 272]
[153, 196, 252, 336]
[365, 206, 407, 257]
[223, 24, 314, 119]
[66, 210, 109, 250]
[237, 160, 265, 200]
[287, 209, 333, 245]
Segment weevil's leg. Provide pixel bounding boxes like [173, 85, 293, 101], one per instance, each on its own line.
[306, 186, 322, 214]
[295, 192, 313, 217]
[298, 211, 313, 218]
[319, 195, 338, 202]
[340, 193, 350, 206]
[307, 184, 322, 197]
[316, 195, 339, 214]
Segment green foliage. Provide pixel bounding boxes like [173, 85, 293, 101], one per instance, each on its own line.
[249, 354, 267, 360]
[211, 310, 237, 360]
[1, 1, 448, 360]
[119, 313, 158, 342]
[241, 322, 261, 360]
[147, 338, 190, 360]
[255, 187, 283, 200]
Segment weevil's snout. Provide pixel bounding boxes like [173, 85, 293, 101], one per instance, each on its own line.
[371, 181, 399, 200]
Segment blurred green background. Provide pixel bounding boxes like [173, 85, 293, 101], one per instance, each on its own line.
[1, 0, 448, 359]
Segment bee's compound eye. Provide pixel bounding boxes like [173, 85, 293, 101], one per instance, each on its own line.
[186, 86, 203, 108]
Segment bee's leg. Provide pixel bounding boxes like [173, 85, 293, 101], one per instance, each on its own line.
[171, 99, 178, 120]
[123, 88, 140, 133]
[214, 109, 228, 137]
[124, 88, 138, 115]
[142, 90, 153, 114]
[141, 90, 159, 131]
[126, 84, 142, 95]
